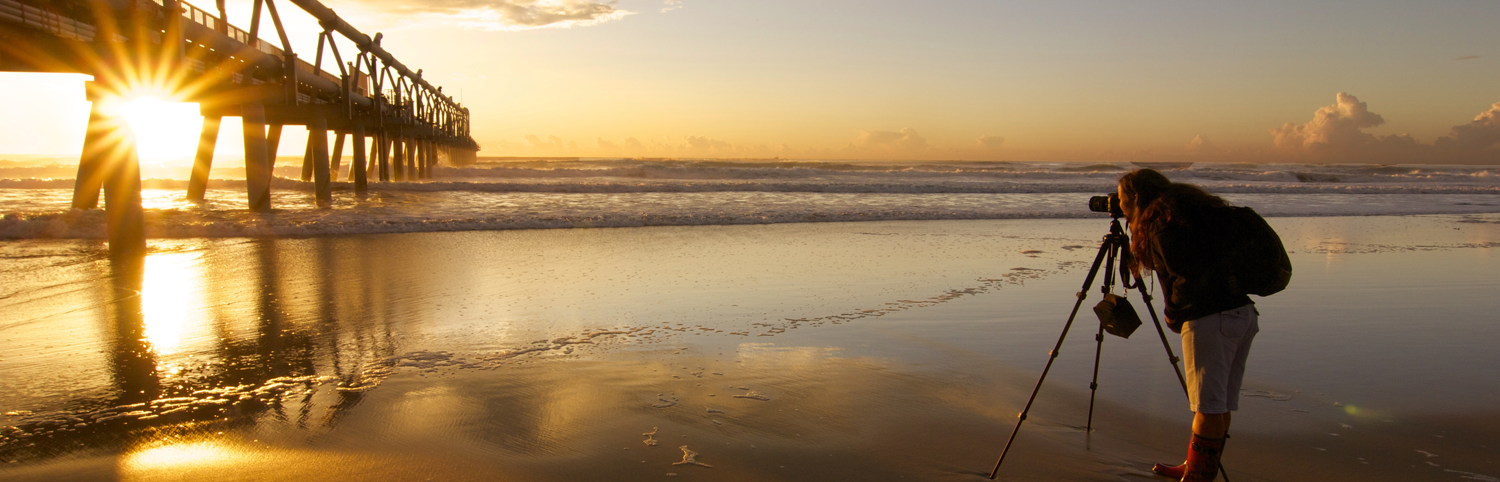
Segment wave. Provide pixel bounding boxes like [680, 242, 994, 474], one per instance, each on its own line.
[4, 190, 1499, 240]
[5, 177, 1499, 196]
[5, 159, 1498, 186]
[4, 160, 1499, 240]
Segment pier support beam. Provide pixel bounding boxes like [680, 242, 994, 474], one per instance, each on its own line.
[310, 115, 332, 206]
[352, 123, 367, 192]
[188, 115, 222, 201]
[392, 136, 405, 181]
[410, 139, 420, 180]
[242, 104, 273, 212]
[424, 139, 434, 178]
[103, 132, 146, 258]
[300, 137, 314, 181]
[72, 105, 109, 210]
[365, 132, 379, 182]
[407, 137, 416, 180]
[330, 132, 346, 180]
[410, 138, 420, 179]
[73, 86, 146, 257]
[378, 133, 391, 182]
[267, 124, 284, 169]
[416, 140, 425, 179]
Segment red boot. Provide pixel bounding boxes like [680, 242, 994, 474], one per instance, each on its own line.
[1151, 461, 1186, 479]
[1181, 433, 1225, 482]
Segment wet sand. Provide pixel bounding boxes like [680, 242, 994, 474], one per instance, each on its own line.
[2, 215, 1498, 481]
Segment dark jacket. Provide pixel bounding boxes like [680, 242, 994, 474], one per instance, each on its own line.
[1142, 212, 1253, 332]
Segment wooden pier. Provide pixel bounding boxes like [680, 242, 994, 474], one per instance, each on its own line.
[0, 0, 479, 255]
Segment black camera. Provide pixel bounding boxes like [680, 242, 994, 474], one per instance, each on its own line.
[1089, 193, 1123, 218]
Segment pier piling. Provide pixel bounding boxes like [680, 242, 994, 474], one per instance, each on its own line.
[72, 103, 109, 210]
[352, 122, 367, 192]
[330, 132, 346, 179]
[188, 115, 222, 201]
[311, 114, 332, 205]
[102, 134, 145, 258]
[378, 133, 391, 182]
[242, 103, 273, 212]
[301, 136, 314, 182]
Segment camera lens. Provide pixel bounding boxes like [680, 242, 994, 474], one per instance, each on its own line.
[1089, 196, 1110, 213]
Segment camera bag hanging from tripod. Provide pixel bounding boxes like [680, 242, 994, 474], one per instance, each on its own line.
[1094, 294, 1143, 339]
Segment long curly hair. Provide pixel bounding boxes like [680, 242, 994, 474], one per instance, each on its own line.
[1120, 169, 1229, 272]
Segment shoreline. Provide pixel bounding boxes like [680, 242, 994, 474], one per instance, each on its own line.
[4, 203, 1500, 242]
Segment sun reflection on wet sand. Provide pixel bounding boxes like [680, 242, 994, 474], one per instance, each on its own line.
[139, 252, 205, 357]
[123, 441, 248, 472]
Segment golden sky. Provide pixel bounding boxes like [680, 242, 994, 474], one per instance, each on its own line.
[2, 0, 1497, 164]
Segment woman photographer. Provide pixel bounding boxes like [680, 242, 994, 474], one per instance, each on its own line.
[1118, 169, 1258, 482]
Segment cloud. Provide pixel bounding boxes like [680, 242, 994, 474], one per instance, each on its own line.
[851, 128, 928, 153]
[1457, 55, 1480, 61]
[661, 0, 682, 13]
[683, 135, 732, 150]
[1434, 102, 1500, 152]
[1264, 93, 1499, 163]
[1270, 92, 1391, 151]
[1185, 134, 1210, 151]
[975, 135, 1006, 149]
[359, 0, 630, 30]
[524, 134, 567, 150]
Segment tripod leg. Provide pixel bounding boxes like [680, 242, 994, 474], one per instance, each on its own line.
[1086, 322, 1106, 432]
[1134, 274, 1188, 398]
[988, 237, 1113, 480]
[1087, 242, 1120, 432]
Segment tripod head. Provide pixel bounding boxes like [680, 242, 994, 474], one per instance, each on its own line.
[1088, 193, 1125, 218]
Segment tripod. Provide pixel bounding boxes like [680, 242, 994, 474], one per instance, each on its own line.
[987, 216, 1204, 480]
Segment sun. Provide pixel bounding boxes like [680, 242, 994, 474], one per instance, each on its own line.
[115, 95, 204, 165]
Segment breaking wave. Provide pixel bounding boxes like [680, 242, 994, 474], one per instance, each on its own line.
[2, 159, 1499, 239]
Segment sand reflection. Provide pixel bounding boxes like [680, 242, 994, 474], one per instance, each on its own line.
[139, 252, 205, 357]
[123, 441, 249, 472]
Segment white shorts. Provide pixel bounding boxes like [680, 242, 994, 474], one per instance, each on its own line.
[1181, 304, 1258, 414]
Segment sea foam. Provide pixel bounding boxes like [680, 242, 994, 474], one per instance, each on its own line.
[2, 160, 1498, 239]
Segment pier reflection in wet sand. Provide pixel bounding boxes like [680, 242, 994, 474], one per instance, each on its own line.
[0, 236, 423, 467]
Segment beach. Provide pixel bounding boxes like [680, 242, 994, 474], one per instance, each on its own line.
[2, 214, 1498, 481]
[4, 0, 1499, 478]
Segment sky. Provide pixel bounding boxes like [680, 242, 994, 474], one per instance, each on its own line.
[2, 0, 1497, 164]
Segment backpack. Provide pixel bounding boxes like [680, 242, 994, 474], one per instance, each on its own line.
[1217, 206, 1292, 296]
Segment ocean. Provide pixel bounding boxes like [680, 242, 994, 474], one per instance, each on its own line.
[2, 158, 1499, 239]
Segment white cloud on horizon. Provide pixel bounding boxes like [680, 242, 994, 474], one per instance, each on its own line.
[354, 0, 630, 31]
[1270, 92, 1403, 152]
[849, 128, 928, 154]
[976, 135, 1005, 149]
[1434, 102, 1500, 152]
[1185, 134, 1210, 151]
[1263, 93, 1499, 163]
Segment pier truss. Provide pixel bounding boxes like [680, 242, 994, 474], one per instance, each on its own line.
[0, 0, 479, 254]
